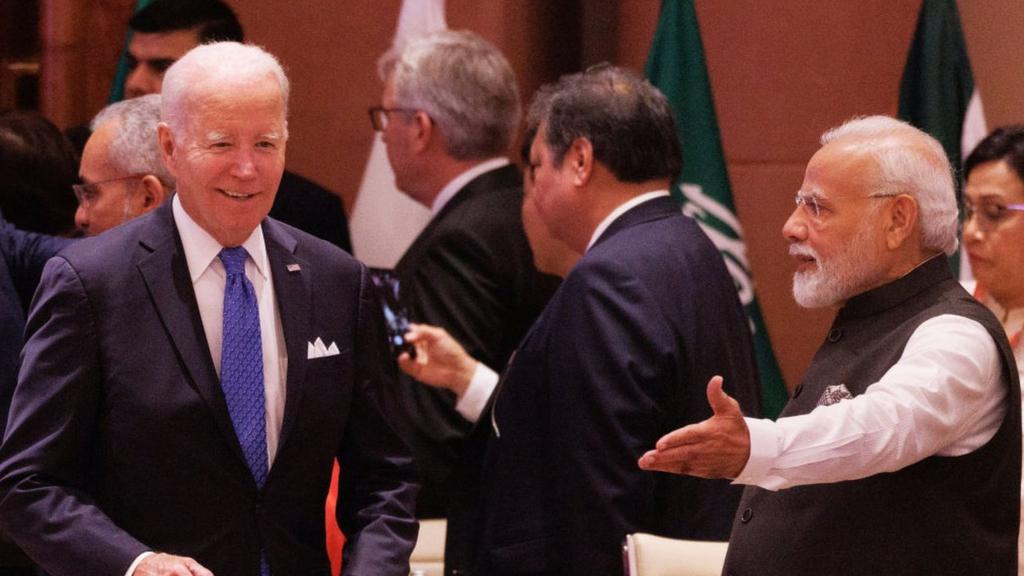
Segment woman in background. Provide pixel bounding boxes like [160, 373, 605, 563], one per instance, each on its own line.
[962, 125, 1024, 575]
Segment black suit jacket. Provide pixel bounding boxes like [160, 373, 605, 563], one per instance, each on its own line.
[382, 164, 559, 517]
[271, 170, 352, 253]
[473, 197, 762, 575]
[0, 203, 417, 576]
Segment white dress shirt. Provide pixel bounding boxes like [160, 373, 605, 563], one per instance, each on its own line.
[430, 157, 511, 216]
[128, 198, 289, 575]
[735, 314, 1007, 491]
[453, 190, 671, 423]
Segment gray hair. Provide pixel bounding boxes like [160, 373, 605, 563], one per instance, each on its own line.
[378, 30, 519, 160]
[91, 94, 174, 188]
[822, 115, 958, 255]
[527, 65, 681, 183]
[161, 41, 290, 136]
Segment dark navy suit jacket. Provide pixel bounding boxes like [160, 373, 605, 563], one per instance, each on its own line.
[0, 217, 71, 435]
[0, 203, 417, 576]
[473, 196, 762, 575]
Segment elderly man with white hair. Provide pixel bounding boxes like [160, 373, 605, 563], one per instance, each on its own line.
[0, 42, 417, 576]
[640, 115, 1020, 575]
[75, 94, 174, 236]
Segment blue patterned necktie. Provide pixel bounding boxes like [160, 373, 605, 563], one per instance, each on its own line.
[218, 247, 271, 576]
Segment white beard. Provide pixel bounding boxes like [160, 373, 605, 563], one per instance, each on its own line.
[790, 228, 881, 309]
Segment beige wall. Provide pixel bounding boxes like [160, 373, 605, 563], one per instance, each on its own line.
[38, 0, 1024, 391]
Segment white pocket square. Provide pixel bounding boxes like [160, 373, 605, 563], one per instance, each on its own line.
[307, 337, 340, 359]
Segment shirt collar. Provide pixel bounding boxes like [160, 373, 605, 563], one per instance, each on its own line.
[172, 194, 270, 283]
[431, 157, 511, 216]
[585, 190, 670, 252]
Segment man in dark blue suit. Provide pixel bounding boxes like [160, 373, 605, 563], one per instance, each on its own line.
[0, 42, 416, 576]
[460, 67, 761, 575]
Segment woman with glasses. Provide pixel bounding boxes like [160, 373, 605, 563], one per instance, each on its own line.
[962, 125, 1024, 575]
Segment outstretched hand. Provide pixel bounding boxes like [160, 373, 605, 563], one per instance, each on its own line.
[397, 323, 478, 396]
[638, 376, 751, 479]
[133, 553, 213, 576]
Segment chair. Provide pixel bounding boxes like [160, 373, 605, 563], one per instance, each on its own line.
[623, 533, 729, 576]
[409, 518, 446, 576]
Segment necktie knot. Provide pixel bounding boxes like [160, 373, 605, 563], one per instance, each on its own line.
[219, 246, 249, 276]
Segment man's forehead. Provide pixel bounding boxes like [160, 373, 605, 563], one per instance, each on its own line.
[128, 27, 201, 59]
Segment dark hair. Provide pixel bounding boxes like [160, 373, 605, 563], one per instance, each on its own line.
[526, 65, 682, 183]
[0, 110, 79, 235]
[129, 0, 244, 43]
[963, 125, 1024, 183]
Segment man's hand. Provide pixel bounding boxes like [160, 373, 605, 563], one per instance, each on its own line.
[397, 323, 478, 397]
[638, 376, 751, 479]
[133, 553, 213, 576]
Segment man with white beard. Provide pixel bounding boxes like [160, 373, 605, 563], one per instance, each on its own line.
[639, 115, 1021, 576]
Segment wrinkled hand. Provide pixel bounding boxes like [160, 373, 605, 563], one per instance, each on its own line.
[397, 323, 478, 396]
[638, 376, 751, 479]
[133, 553, 213, 576]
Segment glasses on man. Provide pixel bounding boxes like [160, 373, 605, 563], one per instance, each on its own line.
[794, 191, 900, 220]
[367, 106, 419, 132]
[72, 174, 145, 207]
[962, 199, 1024, 230]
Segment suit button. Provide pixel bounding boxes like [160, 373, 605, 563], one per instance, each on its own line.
[827, 328, 842, 342]
[740, 508, 753, 523]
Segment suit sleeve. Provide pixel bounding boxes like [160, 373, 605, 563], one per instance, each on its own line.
[0, 217, 73, 308]
[336, 265, 419, 576]
[544, 259, 715, 574]
[0, 257, 149, 576]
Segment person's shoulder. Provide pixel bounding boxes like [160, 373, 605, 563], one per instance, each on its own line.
[264, 217, 357, 267]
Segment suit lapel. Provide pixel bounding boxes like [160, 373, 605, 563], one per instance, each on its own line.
[262, 219, 311, 455]
[135, 204, 247, 465]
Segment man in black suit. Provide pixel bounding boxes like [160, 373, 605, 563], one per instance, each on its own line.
[462, 66, 761, 575]
[66, 0, 352, 251]
[0, 42, 416, 576]
[372, 29, 559, 524]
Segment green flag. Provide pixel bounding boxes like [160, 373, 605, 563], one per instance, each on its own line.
[898, 0, 986, 279]
[108, 0, 158, 103]
[645, 0, 787, 418]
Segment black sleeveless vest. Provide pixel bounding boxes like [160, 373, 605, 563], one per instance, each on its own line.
[723, 256, 1021, 576]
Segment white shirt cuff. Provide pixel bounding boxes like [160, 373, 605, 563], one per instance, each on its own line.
[125, 551, 155, 576]
[454, 362, 499, 423]
[732, 417, 781, 486]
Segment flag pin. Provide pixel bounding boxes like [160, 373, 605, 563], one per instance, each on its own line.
[287, 263, 301, 272]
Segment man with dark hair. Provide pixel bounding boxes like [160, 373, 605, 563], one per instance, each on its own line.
[455, 65, 761, 576]
[107, 0, 351, 251]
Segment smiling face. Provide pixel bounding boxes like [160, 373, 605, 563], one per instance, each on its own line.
[963, 159, 1024, 309]
[159, 74, 287, 246]
[783, 141, 892, 308]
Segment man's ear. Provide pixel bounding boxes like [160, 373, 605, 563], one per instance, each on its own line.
[567, 137, 594, 186]
[411, 111, 434, 154]
[885, 194, 919, 250]
[137, 175, 168, 212]
[156, 122, 177, 178]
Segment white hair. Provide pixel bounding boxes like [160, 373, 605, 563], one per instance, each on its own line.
[91, 94, 173, 188]
[161, 41, 289, 136]
[821, 115, 958, 255]
[378, 30, 520, 160]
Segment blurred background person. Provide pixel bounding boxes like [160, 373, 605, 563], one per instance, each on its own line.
[962, 124, 1024, 574]
[75, 94, 171, 236]
[0, 110, 79, 236]
[373, 30, 560, 541]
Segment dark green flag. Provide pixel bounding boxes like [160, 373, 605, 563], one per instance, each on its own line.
[645, 0, 788, 418]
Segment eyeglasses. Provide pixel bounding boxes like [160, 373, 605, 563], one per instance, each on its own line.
[367, 106, 419, 131]
[963, 199, 1024, 230]
[794, 191, 900, 220]
[73, 174, 145, 207]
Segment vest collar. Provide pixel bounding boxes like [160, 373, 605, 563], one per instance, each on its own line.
[837, 254, 952, 322]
